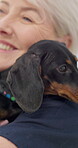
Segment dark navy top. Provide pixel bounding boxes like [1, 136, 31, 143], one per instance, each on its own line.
[0, 95, 78, 148]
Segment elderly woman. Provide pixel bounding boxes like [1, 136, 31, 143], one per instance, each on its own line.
[0, 0, 78, 148]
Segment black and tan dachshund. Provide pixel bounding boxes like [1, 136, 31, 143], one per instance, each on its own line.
[0, 40, 78, 121]
[6, 40, 78, 114]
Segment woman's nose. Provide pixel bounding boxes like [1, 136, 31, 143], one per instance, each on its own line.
[0, 16, 14, 36]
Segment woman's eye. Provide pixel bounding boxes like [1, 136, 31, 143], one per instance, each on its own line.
[0, 9, 4, 13]
[0, 9, 5, 18]
[22, 17, 32, 22]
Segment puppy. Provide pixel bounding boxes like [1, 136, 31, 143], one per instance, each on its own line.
[6, 40, 78, 114]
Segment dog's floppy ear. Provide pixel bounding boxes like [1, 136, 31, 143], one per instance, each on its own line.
[6, 53, 44, 113]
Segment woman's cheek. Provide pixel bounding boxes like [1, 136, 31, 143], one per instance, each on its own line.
[17, 26, 43, 49]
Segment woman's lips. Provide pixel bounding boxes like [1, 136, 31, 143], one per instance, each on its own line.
[0, 40, 17, 52]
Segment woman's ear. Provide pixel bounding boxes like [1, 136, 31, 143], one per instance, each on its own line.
[56, 34, 72, 49]
[6, 53, 44, 113]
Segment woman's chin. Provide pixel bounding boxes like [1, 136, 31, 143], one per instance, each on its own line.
[0, 61, 15, 72]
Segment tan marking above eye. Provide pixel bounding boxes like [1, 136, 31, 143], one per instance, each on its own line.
[66, 59, 72, 65]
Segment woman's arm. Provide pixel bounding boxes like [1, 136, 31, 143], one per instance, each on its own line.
[0, 136, 17, 148]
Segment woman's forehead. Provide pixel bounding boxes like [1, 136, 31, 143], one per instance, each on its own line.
[25, 0, 46, 9]
[26, 0, 40, 6]
[0, 0, 43, 10]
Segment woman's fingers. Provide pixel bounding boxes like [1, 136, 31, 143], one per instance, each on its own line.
[0, 120, 9, 126]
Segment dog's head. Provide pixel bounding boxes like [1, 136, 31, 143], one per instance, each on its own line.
[7, 40, 78, 113]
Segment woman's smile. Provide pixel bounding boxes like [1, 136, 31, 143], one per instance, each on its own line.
[0, 40, 17, 52]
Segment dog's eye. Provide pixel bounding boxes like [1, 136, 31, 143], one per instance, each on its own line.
[58, 64, 67, 73]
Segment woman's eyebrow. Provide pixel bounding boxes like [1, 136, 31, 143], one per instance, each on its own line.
[0, 0, 9, 6]
[20, 7, 43, 19]
[21, 7, 41, 15]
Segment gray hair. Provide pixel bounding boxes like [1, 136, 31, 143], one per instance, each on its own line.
[27, 0, 78, 55]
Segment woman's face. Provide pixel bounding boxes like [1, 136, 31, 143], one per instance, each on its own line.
[0, 0, 57, 71]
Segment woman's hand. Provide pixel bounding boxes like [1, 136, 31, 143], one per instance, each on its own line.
[0, 120, 9, 126]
